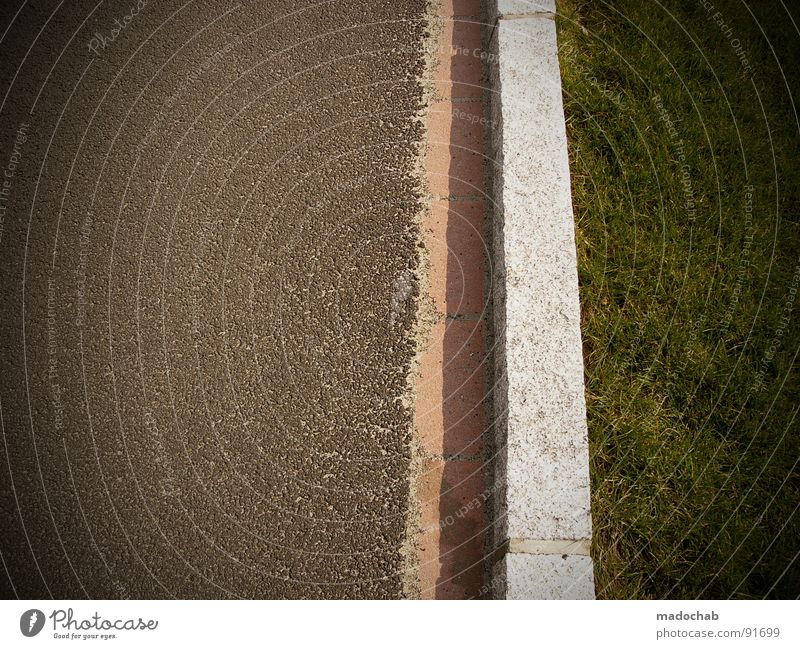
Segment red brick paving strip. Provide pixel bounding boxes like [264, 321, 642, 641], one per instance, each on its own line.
[416, 0, 489, 599]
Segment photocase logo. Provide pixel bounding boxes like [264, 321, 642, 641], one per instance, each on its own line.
[20, 609, 45, 637]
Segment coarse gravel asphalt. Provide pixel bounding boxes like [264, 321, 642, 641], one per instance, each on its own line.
[0, 0, 429, 598]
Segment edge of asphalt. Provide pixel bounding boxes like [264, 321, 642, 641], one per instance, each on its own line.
[487, 0, 596, 599]
[402, 0, 445, 600]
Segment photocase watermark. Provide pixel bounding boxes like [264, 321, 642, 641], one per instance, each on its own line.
[136, 18, 244, 156]
[111, 578, 132, 600]
[87, 0, 148, 56]
[21, 607, 158, 640]
[677, 313, 707, 374]
[699, 1, 755, 78]
[47, 277, 64, 432]
[0, 121, 30, 246]
[651, 93, 697, 223]
[677, 185, 755, 373]
[74, 209, 93, 328]
[476, 564, 506, 599]
[451, 106, 495, 129]
[422, 483, 495, 534]
[719, 184, 756, 334]
[561, 46, 628, 110]
[447, 43, 501, 66]
[144, 409, 181, 499]
[20, 609, 46, 637]
[398, 36, 501, 66]
[752, 262, 800, 392]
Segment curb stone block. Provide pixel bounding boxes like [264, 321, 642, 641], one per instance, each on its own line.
[489, 8, 595, 599]
[501, 554, 595, 599]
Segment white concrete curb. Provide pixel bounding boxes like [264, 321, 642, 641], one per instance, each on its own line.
[488, 0, 595, 599]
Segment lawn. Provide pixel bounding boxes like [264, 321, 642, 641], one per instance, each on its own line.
[556, 0, 800, 598]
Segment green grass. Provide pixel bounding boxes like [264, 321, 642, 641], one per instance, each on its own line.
[556, 0, 800, 598]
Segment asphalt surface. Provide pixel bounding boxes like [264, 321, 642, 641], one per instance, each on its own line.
[0, 0, 428, 598]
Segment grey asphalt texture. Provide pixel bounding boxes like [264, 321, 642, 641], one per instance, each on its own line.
[0, 0, 427, 598]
